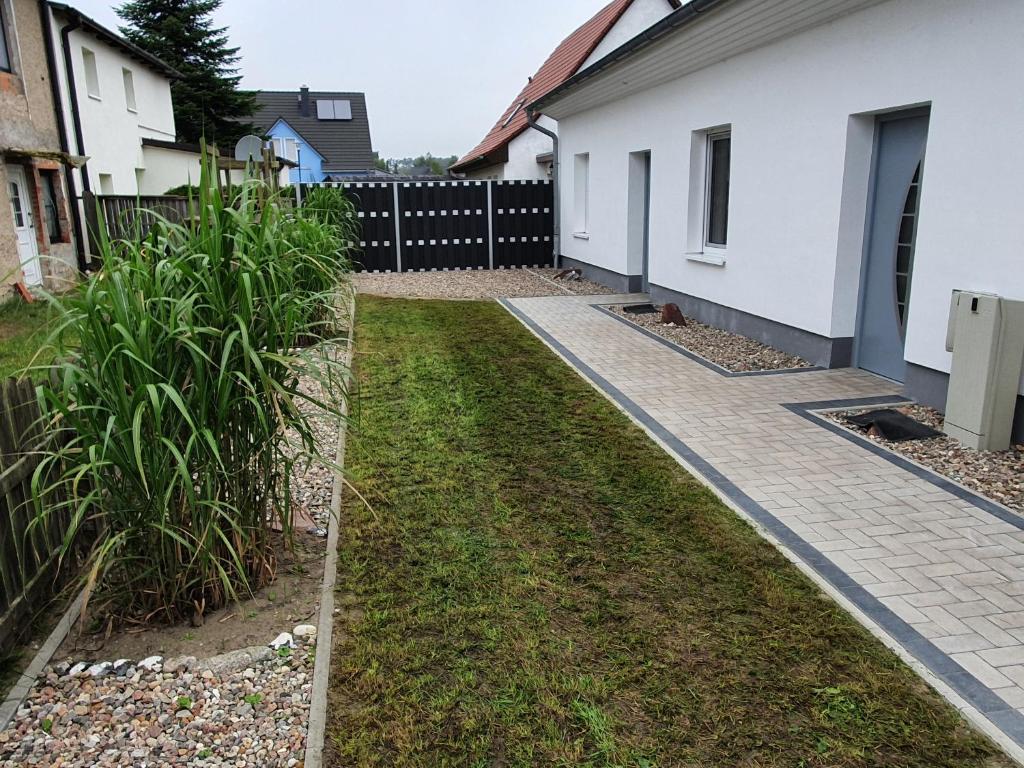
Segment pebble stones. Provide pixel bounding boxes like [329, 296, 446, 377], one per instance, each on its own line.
[611, 305, 811, 373]
[0, 630, 316, 767]
[352, 267, 612, 300]
[828, 404, 1024, 515]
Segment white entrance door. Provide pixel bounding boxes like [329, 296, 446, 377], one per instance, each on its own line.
[6, 165, 43, 286]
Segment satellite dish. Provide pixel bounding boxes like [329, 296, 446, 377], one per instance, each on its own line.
[233, 134, 264, 162]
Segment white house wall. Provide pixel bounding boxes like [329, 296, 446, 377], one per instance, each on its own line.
[580, 0, 676, 70]
[556, 0, 1024, 394]
[135, 147, 202, 195]
[138, 147, 290, 195]
[49, 10, 177, 198]
[504, 115, 557, 180]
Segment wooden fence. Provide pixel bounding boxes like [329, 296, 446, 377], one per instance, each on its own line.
[0, 378, 72, 654]
[83, 192, 193, 255]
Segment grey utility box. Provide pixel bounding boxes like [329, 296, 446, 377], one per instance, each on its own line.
[943, 290, 1024, 451]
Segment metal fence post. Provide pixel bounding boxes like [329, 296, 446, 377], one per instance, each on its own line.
[486, 181, 495, 270]
[392, 183, 403, 273]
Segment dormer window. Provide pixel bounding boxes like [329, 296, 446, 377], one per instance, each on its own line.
[316, 99, 352, 120]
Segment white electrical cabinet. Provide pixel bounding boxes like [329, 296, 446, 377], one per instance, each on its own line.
[943, 291, 1024, 451]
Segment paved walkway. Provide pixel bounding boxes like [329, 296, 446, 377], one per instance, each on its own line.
[501, 293, 1024, 760]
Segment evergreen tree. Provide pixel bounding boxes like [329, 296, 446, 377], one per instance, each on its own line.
[117, 0, 256, 145]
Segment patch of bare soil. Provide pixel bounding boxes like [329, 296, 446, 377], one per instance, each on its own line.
[610, 305, 810, 372]
[826, 404, 1024, 515]
[54, 529, 325, 663]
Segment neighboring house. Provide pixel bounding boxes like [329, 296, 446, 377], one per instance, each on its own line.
[531, 0, 1024, 434]
[45, 2, 183, 199]
[252, 87, 376, 183]
[450, 0, 678, 181]
[0, 0, 81, 289]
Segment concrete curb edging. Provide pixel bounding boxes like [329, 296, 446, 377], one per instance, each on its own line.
[497, 297, 1024, 767]
[0, 590, 85, 731]
[303, 289, 357, 768]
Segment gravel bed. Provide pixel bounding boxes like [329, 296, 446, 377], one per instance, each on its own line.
[287, 342, 346, 534]
[610, 305, 810, 372]
[0, 631, 315, 767]
[826, 404, 1024, 515]
[353, 267, 611, 299]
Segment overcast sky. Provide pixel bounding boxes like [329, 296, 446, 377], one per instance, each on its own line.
[65, 0, 610, 159]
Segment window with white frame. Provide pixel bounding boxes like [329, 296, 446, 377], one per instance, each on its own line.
[272, 137, 298, 162]
[0, 2, 12, 73]
[122, 68, 136, 112]
[82, 47, 100, 99]
[573, 153, 590, 235]
[704, 130, 731, 248]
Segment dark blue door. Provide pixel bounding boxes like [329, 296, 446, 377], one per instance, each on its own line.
[856, 112, 929, 381]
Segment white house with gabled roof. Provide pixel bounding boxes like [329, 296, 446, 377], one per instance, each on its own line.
[532, 0, 1024, 440]
[451, 0, 678, 181]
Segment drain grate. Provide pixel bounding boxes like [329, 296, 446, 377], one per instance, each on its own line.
[844, 409, 943, 442]
[622, 304, 658, 315]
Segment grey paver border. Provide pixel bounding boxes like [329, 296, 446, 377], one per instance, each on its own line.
[0, 591, 85, 732]
[593, 303, 823, 377]
[498, 297, 1024, 760]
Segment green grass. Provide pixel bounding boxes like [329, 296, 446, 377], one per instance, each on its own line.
[326, 296, 1010, 768]
[0, 299, 64, 380]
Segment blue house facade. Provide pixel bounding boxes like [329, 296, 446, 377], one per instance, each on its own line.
[253, 87, 375, 183]
[265, 119, 325, 184]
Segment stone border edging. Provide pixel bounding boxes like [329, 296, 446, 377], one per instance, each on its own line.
[497, 297, 1024, 766]
[0, 590, 85, 731]
[303, 289, 357, 768]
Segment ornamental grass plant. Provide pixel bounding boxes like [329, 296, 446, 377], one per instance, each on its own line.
[30, 158, 354, 624]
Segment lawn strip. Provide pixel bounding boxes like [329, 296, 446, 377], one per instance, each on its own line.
[326, 296, 1010, 768]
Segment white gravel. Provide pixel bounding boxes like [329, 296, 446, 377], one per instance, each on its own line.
[827, 404, 1024, 515]
[353, 267, 611, 299]
[611, 305, 810, 372]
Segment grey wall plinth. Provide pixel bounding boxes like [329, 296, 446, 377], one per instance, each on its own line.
[648, 283, 852, 369]
[560, 256, 642, 294]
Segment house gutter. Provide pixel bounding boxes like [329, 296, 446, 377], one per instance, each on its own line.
[530, 0, 729, 114]
[525, 111, 560, 268]
[39, 2, 88, 271]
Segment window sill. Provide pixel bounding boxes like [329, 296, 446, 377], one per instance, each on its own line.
[685, 251, 726, 266]
[572, 232, 590, 240]
[126, 107, 138, 114]
[88, 93, 102, 102]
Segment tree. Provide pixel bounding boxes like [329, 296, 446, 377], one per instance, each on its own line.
[117, 0, 256, 145]
[377, 154, 460, 176]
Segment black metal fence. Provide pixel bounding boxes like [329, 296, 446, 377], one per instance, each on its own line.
[306, 179, 554, 272]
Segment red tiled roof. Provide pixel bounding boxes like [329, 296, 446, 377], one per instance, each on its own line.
[450, 0, 635, 173]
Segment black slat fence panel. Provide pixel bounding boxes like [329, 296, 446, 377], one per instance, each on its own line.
[335, 182, 398, 272]
[491, 180, 554, 268]
[300, 179, 554, 272]
[398, 181, 489, 272]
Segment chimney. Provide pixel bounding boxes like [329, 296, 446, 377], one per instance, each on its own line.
[299, 85, 310, 117]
